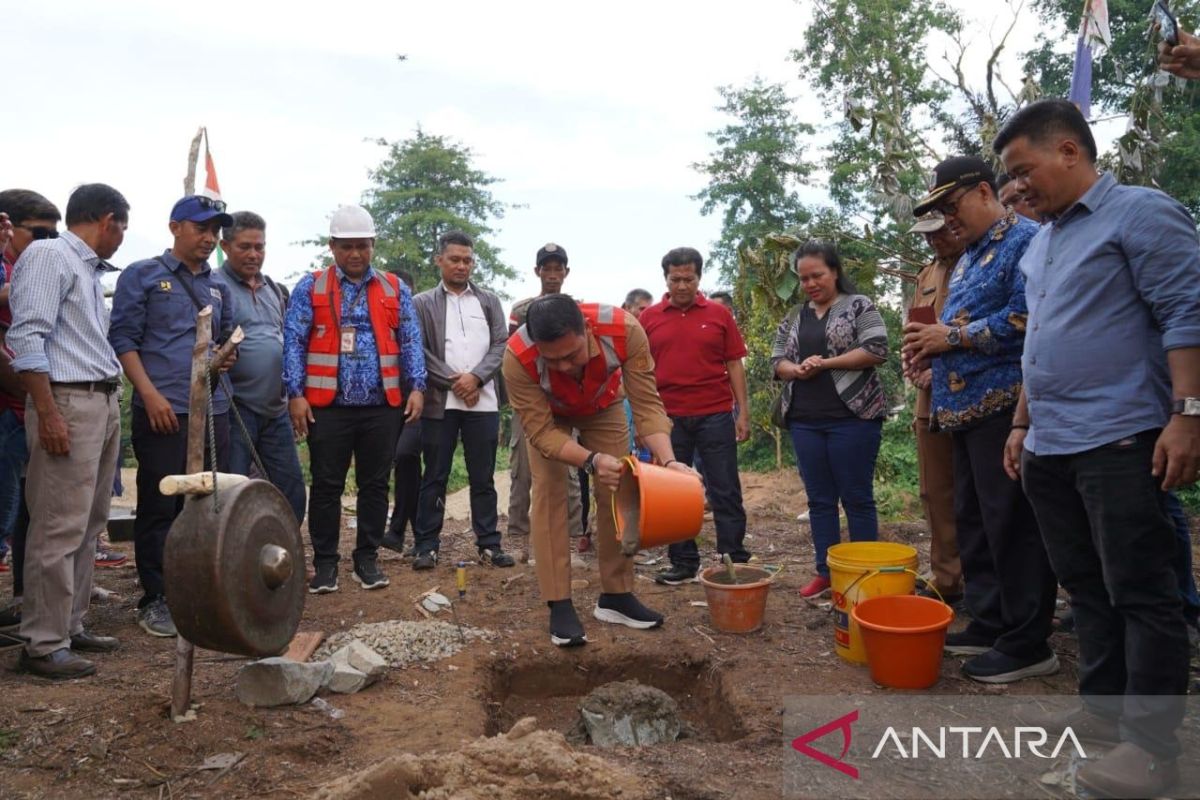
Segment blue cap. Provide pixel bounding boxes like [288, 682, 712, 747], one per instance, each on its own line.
[170, 195, 233, 227]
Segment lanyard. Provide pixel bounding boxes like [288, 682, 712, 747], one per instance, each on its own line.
[329, 270, 370, 330]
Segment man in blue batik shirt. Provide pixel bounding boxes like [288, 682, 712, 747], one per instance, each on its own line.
[996, 100, 1200, 798]
[902, 156, 1057, 686]
[283, 205, 425, 595]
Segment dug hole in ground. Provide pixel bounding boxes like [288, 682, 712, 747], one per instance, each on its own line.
[1, 468, 1187, 799]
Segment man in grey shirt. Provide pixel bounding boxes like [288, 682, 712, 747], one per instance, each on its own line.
[220, 211, 306, 524]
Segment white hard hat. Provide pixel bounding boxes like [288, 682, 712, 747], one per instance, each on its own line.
[329, 205, 377, 239]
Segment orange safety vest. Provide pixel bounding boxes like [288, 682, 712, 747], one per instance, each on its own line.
[508, 303, 627, 417]
[305, 267, 403, 408]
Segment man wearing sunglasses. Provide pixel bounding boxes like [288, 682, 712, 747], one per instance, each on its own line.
[109, 194, 237, 639]
[902, 156, 1057, 685]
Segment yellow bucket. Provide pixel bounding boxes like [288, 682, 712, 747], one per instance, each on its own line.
[827, 542, 919, 664]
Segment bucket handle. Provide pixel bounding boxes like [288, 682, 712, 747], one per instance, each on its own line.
[610, 455, 639, 542]
[832, 566, 945, 608]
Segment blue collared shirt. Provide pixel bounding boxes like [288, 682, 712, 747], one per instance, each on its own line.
[932, 211, 1037, 432]
[282, 266, 426, 407]
[108, 250, 234, 414]
[8, 231, 122, 381]
[1021, 173, 1200, 455]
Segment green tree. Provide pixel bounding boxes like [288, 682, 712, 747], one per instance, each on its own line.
[303, 129, 517, 292]
[692, 77, 816, 284]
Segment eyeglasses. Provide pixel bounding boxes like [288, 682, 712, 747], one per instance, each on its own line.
[17, 225, 59, 240]
[194, 196, 227, 213]
[934, 184, 979, 218]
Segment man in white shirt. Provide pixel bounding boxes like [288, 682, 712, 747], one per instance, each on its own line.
[410, 231, 513, 569]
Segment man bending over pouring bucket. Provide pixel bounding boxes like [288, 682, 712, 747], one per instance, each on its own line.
[503, 293, 697, 646]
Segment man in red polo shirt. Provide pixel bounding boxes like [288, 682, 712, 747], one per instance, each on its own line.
[640, 247, 751, 584]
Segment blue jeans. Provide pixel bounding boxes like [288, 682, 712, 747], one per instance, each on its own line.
[667, 411, 749, 570]
[0, 408, 28, 550]
[1166, 491, 1199, 625]
[228, 402, 307, 525]
[789, 417, 882, 576]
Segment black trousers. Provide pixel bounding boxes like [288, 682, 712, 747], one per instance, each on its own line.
[951, 411, 1055, 658]
[413, 410, 500, 553]
[131, 406, 229, 607]
[1022, 429, 1188, 758]
[307, 405, 402, 568]
[387, 418, 423, 542]
[668, 411, 750, 570]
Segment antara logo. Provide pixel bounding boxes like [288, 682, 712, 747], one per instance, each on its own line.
[792, 711, 1088, 779]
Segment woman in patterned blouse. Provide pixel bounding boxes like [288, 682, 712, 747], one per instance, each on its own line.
[770, 241, 890, 598]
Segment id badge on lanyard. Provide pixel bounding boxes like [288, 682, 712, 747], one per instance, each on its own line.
[340, 326, 356, 354]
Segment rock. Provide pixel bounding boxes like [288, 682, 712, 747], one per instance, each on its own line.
[326, 662, 369, 694]
[505, 716, 538, 741]
[330, 640, 388, 679]
[236, 658, 333, 707]
[576, 681, 682, 747]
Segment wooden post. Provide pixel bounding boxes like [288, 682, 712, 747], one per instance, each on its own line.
[171, 305, 213, 722]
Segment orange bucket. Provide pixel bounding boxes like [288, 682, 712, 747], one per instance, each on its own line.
[613, 457, 704, 556]
[852, 595, 954, 689]
[698, 565, 774, 633]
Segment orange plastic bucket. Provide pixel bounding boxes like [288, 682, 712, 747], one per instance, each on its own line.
[852, 595, 954, 689]
[698, 565, 774, 633]
[613, 458, 705, 556]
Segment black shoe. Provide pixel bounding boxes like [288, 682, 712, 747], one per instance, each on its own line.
[380, 532, 406, 555]
[308, 563, 338, 594]
[593, 593, 664, 630]
[70, 631, 120, 653]
[549, 600, 588, 647]
[19, 647, 96, 680]
[962, 648, 1059, 684]
[943, 629, 996, 656]
[654, 565, 698, 586]
[413, 551, 438, 571]
[478, 547, 515, 568]
[1055, 608, 1076, 634]
[0, 601, 21, 630]
[353, 561, 390, 590]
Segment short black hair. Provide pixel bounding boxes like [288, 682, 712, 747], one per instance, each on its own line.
[437, 230, 474, 254]
[396, 269, 415, 291]
[0, 189, 61, 226]
[709, 290, 733, 304]
[526, 294, 584, 342]
[65, 183, 129, 226]
[222, 210, 266, 241]
[661, 246, 703, 278]
[623, 288, 652, 307]
[992, 98, 1098, 163]
[796, 240, 857, 295]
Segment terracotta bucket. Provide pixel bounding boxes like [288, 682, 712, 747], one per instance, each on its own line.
[699, 565, 774, 633]
[613, 457, 705, 556]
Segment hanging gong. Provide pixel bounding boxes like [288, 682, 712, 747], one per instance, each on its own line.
[164, 479, 305, 657]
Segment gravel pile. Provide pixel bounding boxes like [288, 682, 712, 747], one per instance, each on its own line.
[315, 620, 492, 668]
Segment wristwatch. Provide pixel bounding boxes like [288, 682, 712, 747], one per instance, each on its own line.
[945, 326, 962, 348]
[1172, 398, 1200, 417]
[582, 451, 599, 475]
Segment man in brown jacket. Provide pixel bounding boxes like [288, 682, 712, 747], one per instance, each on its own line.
[904, 212, 964, 604]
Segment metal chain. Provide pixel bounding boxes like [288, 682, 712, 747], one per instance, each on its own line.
[206, 360, 220, 515]
[220, 373, 269, 480]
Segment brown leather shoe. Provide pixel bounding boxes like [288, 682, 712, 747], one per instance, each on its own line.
[1076, 742, 1179, 798]
[1015, 704, 1120, 745]
[70, 631, 120, 653]
[18, 647, 96, 679]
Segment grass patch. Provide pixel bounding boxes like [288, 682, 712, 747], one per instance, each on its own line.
[0, 729, 19, 752]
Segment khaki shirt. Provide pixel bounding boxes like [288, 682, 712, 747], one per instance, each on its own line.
[911, 255, 955, 420]
[502, 315, 673, 460]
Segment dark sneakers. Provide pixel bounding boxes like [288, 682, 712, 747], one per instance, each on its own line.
[413, 551, 439, 571]
[379, 532, 406, 555]
[19, 647, 96, 680]
[961, 648, 1059, 683]
[353, 561, 390, 590]
[308, 564, 338, 594]
[943, 629, 996, 656]
[1077, 742, 1179, 798]
[654, 565, 698, 586]
[69, 631, 120, 653]
[478, 547, 515, 568]
[137, 597, 177, 638]
[593, 593, 665, 630]
[549, 599, 588, 647]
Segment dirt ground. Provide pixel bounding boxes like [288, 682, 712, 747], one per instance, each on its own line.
[0, 470, 1190, 799]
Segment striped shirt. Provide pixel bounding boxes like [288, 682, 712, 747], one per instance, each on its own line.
[7, 230, 122, 381]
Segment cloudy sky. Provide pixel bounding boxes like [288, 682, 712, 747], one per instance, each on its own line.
[7, 0, 1089, 310]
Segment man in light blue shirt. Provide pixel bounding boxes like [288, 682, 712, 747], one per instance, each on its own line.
[997, 99, 1200, 798]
